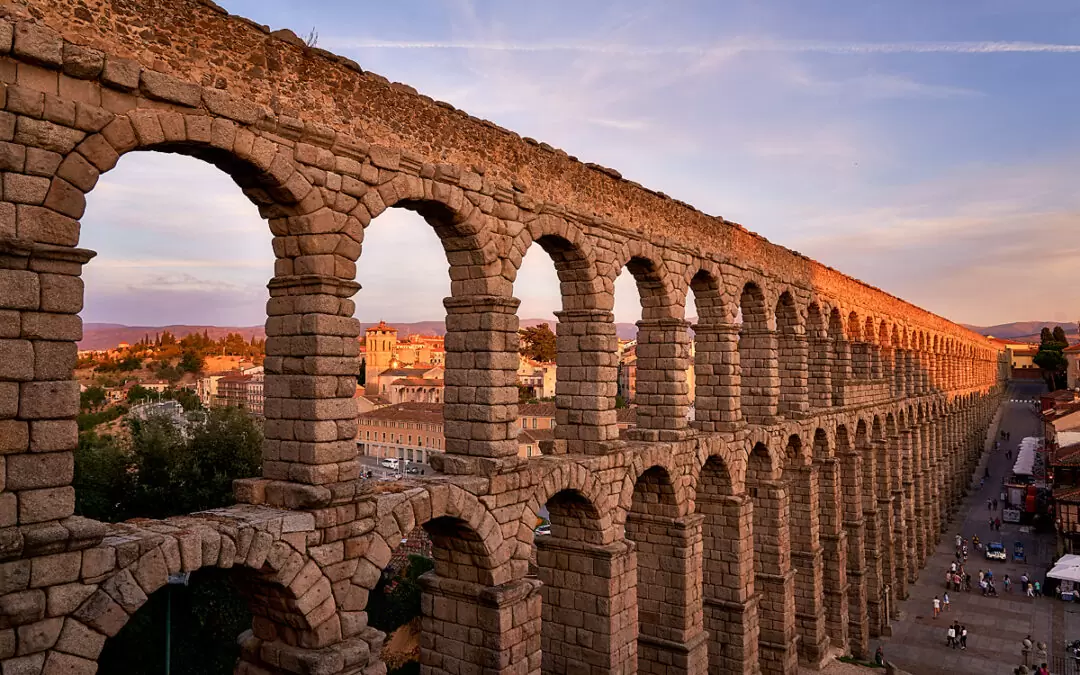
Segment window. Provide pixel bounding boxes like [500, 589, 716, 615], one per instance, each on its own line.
[408, 435, 412, 444]
[527, 445, 534, 457]
[532, 417, 538, 429]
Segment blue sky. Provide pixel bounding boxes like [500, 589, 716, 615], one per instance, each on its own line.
[81, 0, 1080, 327]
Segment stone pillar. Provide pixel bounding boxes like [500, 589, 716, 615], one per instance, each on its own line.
[807, 336, 833, 410]
[432, 295, 522, 473]
[262, 275, 362, 503]
[700, 493, 761, 675]
[903, 350, 917, 397]
[865, 440, 890, 637]
[626, 513, 709, 674]
[750, 480, 798, 675]
[850, 342, 871, 380]
[816, 457, 849, 650]
[841, 451, 869, 658]
[777, 330, 810, 418]
[831, 337, 852, 407]
[869, 344, 884, 380]
[739, 328, 780, 425]
[0, 239, 105, 560]
[630, 317, 691, 440]
[887, 434, 908, 601]
[420, 574, 541, 675]
[880, 346, 897, 396]
[691, 323, 742, 432]
[536, 537, 638, 673]
[901, 428, 922, 578]
[552, 309, 619, 454]
[238, 633, 384, 675]
[786, 465, 828, 667]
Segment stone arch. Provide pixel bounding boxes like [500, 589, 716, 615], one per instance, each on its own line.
[610, 240, 681, 321]
[61, 515, 346, 673]
[508, 214, 603, 310]
[618, 450, 687, 523]
[747, 441, 781, 483]
[525, 461, 615, 545]
[356, 485, 509, 590]
[686, 263, 728, 323]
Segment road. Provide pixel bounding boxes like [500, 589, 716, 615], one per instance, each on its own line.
[876, 380, 1080, 674]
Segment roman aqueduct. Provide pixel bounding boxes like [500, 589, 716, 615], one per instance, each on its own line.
[0, 1, 1006, 673]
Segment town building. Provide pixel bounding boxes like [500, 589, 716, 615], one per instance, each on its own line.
[1066, 343, 1080, 390]
[356, 403, 446, 465]
[517, 357, 556, 400]
[215, 371, 265, 417]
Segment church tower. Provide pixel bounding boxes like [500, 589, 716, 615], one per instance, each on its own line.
[364, 322, 398, 395]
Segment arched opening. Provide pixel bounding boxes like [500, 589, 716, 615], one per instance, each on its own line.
[616, 255, 687, 437]
[829, 308, 850, 405]
[514, 229, 609, 456]
[687, 269, 735, 432]
[69, 144, 288, 672]
[776, 292, 808, 417]
[865, 317, 882, 379]
[738, 283, 778, 424]
[354, 208, 455, 474]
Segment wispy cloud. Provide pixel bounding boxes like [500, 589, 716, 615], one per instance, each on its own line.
[324, 37, 1080, 56]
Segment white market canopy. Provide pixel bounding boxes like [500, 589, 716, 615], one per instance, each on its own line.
[1013, 437, 1042, 476]
[1048, 555, 1080, 582]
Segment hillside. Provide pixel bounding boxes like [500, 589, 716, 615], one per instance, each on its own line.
[963, 321, 1079, 344]
[79, 319, 642, 351]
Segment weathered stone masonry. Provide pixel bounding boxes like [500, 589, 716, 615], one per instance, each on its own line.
[0, 1, 1007, 674]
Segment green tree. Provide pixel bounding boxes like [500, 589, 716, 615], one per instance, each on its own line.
[127, 384, 153, 404]
[73, 431, 132, 521]
[1035, 343, 1068, 390]
[80, 385, 107, 411]
[519, 324, 557, 363]
[366, 554, 436, 634]
[164, 387, 203, 412]
[180, 350, 205, 374]
[1041, 327, 1054, 345]
[1054, 325, 1068, 346]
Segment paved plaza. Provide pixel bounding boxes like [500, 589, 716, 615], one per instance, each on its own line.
[878, 381, 1080, 674]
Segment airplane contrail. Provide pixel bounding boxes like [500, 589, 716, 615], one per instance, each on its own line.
[323, 38, 1080, 56]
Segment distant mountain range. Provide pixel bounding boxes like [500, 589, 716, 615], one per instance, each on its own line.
[963, 321, 1080, 344]
[79, 319, 641, 350]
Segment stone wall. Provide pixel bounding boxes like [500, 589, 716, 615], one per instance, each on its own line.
[0, 3, 1009, 674]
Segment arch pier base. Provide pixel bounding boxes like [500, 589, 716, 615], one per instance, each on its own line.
[420, 575, 542, 675]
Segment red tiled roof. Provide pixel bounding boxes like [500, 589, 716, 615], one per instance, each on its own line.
[1065, 343, 1080, 353]
[358, 403, 443, 424]
[390, 377, 444, 387]
[518, 428, 555, 444]
[519, 402, 556, 417]
[1055, 486, 1080, 502]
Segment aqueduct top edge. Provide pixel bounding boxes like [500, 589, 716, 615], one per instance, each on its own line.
[27, 0, 991, 345]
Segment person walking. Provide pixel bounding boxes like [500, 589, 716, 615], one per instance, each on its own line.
[960, 625, 968, 650]
[875, 646, 884, 665]
[1004, 574, 1011, 592]
[933, 595, 941, 618]
[943, 591, 950, 611]
[1034, 580, 1042, 597]
[947, 624, 955, 647]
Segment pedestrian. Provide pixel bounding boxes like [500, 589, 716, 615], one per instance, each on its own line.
[955, 534, 962, 548]
[1027, 582, 1035, 597]
[993, 498, 998, 510]
[987, 498, 993, 511]
[996, 517, 1001, 530]
[960, 625, 968, 649]
[933, 595, 941, 618]
[943, 591, 950, 611]
[875, 646, 884, 665]
[1007, 449, 1012, 460]
[1034, 580, 1041, 597]
[1004, 574, 1011, 592]
[947, 624, 955, 647]
[950, 561, 957, 573]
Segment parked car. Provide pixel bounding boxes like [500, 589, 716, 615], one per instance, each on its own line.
[534, 524, 551, 537]
[985, 541, 1007, 561]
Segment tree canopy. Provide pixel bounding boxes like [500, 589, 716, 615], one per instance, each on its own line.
[519, 324, 557, 363]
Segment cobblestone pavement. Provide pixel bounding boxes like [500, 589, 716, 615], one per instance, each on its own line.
[875, 381, 1079, 674]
